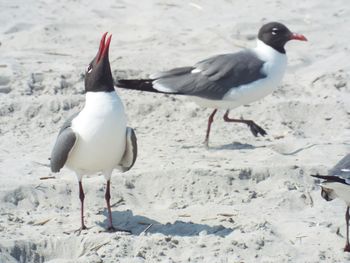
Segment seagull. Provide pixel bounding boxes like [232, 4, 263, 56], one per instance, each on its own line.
[50, 33, 137, 232]
[116, 22, 307, 147]
[311, 153, 350, 252]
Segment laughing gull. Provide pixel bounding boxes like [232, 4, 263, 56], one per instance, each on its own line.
[311, 154, 350, 252]
[50, 33, 137, 232]
[117, 22, 307, 147]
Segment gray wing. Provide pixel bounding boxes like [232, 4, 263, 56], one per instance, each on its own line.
[50, 112, 79, 173]
[151, 50, 266, 100]
[329, 153, 350, 182]
[119, 127, 137, 172]
[150, 67, 193, 79]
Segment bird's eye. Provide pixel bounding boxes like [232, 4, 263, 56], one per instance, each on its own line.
[271, 27, 279, 35]
[87, 64, 93, 73]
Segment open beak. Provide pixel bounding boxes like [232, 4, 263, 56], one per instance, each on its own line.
[290, 32, 307, 41]
[97, 32, 112, 63]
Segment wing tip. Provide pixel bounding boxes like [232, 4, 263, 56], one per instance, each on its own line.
[50, 158, 61, 173]
[50, 166, 60, 173]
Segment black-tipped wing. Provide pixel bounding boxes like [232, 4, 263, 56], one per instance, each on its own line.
[311, 153, 350, 185]
[151, 51, 266, 100]
[311, 174, 348, 185]
[50, 113, 79, 173]
[119, 127, 137, 172]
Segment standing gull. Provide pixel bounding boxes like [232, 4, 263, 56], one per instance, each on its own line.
[117, 22, 307, 147]
[311, 153, 350, 252]
[50, 33, 137, 232]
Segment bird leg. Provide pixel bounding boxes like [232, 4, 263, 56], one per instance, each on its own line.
[223, 110, 267, 137]
[78, 181, 87, 231]
[105, 180, 114, 230]
[105, 180, 131, 233]
[344, 206, 350, 252]
[204, 109, 218, 148]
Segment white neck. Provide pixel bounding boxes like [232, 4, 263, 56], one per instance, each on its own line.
[85, 91, 118, 104]
[83, 91, 124, 113]
[254, 39, 286, 61]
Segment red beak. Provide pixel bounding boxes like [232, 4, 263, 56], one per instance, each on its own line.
[290, 33, 307, 41]
[97, 32, 112, 63]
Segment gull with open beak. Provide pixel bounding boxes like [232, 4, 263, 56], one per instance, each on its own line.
[50, 33, 137, 232]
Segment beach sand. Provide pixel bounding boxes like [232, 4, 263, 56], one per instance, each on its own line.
[0, 0, 350, 262]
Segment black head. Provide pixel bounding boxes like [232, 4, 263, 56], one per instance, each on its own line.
[84, 32, 114, 93]
[258, 22, 307, 54]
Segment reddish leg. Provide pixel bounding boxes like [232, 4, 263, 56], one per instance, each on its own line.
[105, 180, 114, 231]
[223, 110, 267, 137]
[344, 206, 350, 252]
[105, 180, 130, 233]
[78, 181, 87, 230]
[204, 109, 218, 147]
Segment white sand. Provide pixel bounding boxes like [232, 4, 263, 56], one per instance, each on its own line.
[1, 0, 350, 262]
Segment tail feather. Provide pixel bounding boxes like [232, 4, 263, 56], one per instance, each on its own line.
[311, 174, 330, 180]
[116, 79, 161, 93]
[116, 79, 182, 96]
[311, 174, 346, 184]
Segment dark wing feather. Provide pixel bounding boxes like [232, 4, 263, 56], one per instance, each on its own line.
[195, 52, 266, 82]
[310, 174, 347, 184]
[152, 51, 266, 100]
[50, 112, 79, 173]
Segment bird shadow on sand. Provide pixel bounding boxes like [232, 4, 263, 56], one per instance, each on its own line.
[98, 209, 234, 237]
[210, 141, 267, 151]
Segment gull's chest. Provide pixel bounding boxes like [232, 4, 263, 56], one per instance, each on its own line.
[73, 107, 124, 142]
[67, 92, 127, 173]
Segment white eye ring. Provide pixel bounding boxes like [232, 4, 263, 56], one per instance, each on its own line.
[272, 27, 278, 35]
[87, 64, 93, 73]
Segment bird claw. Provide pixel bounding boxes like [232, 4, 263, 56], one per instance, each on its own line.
[247, 121, 267, 137]
[106, 225, 131, 234]
[344, 243, 350, 252]
[73, 225, 90, 235]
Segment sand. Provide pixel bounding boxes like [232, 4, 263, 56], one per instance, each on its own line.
[0, 0, 350, 262]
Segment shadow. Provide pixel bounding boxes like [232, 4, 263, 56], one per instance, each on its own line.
[181, 145, 198, 150]
[98, 209, 234, 237]
[210, 141, 266, 151]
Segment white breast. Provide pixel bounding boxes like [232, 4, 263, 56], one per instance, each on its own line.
[218, 40, 287, 109]
[66, 91, 127, 175]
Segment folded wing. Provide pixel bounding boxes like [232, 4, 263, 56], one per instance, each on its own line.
[119, 127, 137, 172]
[151, 51, 266, 100]
[50, 113, 79, 173]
